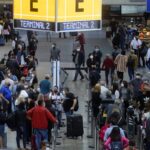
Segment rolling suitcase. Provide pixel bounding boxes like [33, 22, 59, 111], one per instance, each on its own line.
[67, 114, 84, 137]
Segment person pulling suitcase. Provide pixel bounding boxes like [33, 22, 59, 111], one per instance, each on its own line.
[62, 87, 84, 138]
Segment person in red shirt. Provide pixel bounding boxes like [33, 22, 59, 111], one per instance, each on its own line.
[27, 97, 57, 150]
[102, 54, 114, 86]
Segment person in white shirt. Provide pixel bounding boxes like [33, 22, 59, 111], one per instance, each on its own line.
[146, 48, 150, 70]
[49, 86, 63, 129]
[100, 81, 110, 99]
[130, 36, 142, 54]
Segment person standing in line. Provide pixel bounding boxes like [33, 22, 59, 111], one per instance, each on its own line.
[15, 100, 27, 150]
[39, 74, 51, 96]
[86, 53, 97, 73]
[73, 46, 84, 81]
[102, 54, 114, 86]
[114, 50, 128, 82]
[62, 87, 77, 116]
[0, 80, 12, 114]
[27, 97, 57, 150]
[146, 47, 150, 70]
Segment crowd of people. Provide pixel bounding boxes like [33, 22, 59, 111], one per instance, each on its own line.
[0, 12, 150, 150]
[80, 21, 150, 150]
[0, 27, 81, 150]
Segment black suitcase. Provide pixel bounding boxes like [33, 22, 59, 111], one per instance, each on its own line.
[67, 114, 84, 137]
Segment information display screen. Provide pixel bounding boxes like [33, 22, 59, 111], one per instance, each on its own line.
[121, 5, 146, 14]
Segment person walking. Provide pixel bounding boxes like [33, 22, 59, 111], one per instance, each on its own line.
[126, 50, 138, 80]
[27, 97, 57, 150]
[102, 54, 114, 86]
[73, 46, 84, 81]
[130, 36, 142, 55]
[114, 50, 128, 82]
[76, 32, 85, 66]
[76, 32, 85, 52]
[130, 35, 142, 66]
[50, 43, 60, 61]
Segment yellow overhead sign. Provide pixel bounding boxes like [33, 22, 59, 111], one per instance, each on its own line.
[57, 0, 101, 22]
[14, 0, 55, 22]
[14, 0, 102, 31]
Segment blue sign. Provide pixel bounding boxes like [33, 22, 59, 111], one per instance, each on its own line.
[147, 0, 150, 12]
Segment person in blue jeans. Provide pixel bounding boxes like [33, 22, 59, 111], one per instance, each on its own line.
[27, 98, 57, 150]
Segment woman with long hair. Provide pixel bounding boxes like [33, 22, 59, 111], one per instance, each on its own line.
[104, 127, 129, 150]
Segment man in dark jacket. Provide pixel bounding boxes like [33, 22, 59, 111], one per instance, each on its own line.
[62, 87, 77, 116]
[73, 47, 84, 81]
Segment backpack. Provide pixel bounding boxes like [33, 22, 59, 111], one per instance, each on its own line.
[6, 112, 16, 130]
[127, 56, 134, 68]
[110, 141, 123, 150]
[74, 97, 79, 111]
[99, 124, 110, 141]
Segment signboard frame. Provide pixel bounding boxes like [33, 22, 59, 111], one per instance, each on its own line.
[13, 0, 102, 32]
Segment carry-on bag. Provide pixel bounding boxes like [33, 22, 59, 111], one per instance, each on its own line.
[67, 114, 84, 137]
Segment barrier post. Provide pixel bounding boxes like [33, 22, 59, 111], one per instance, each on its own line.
[52, 60, 60, 89]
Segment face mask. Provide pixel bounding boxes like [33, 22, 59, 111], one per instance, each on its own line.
[77, 48, 80, 52]
[95, 48, 99, 52]
[121, 83, 124, 87]
[62, 91, 65, 95]
[90, 56, 93, 59]
[52, 45, 55, 48]
[8, 73, 11, 77]
[4, 56, 7, 59]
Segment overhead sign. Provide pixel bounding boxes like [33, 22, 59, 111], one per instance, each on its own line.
[147, 0, 150, 12]
[13, 0, 102, 32]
